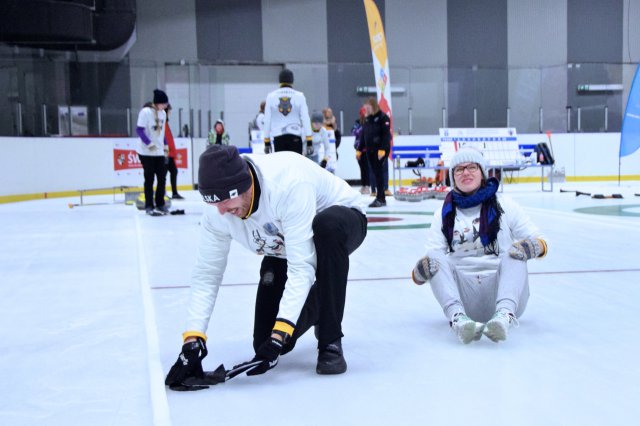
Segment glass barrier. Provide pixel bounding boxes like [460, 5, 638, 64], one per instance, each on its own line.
[0, 56, 633, 137]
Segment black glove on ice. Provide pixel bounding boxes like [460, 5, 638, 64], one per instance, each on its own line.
[245, 334, 285, 376]
[165, 337, 208, 390]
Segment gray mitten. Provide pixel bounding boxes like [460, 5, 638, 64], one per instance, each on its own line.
[412, 256, 440, 284]
[508, 238, 546, 260]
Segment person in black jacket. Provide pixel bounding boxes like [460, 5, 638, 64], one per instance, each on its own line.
[362, 97, 391, 207]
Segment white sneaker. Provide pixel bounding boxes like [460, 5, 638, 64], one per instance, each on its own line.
[154, 205, 170, 215]
[484, 310, 518, 342]
[451, 313, 484, 344]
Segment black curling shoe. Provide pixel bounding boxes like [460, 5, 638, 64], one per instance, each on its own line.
[316, 339, 347, 375]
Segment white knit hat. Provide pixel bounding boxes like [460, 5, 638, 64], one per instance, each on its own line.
[449, 147, 488, 185]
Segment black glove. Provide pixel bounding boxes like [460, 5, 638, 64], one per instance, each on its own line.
[306, 140, 314, 156]
[264, 139, 272, 154]
[319, 158, 328, 168]
[165, 337, 209, 391]
[245, 334, 284, 376]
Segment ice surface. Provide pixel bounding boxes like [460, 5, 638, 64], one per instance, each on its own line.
[1, 181, 639, 426]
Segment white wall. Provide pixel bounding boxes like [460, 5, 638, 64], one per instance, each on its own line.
[1, 133, 639, 197]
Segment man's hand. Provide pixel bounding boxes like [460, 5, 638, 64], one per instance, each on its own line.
[165, 337, 209, 390]
[509, 238, 546, 261]
[245, 333, 285, 376]
[377, 149, 385, 160]
[412, 256, 440, 284]
[355, 150, 362, 160]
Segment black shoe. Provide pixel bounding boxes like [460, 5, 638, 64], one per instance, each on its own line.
[172, 194, 184, 200]
[316, 339, 347, 375]
[368, 199, 386, 208]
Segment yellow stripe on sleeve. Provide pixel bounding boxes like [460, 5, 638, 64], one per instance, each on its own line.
[273, 320, 295, 337]
[537, 238, 548, 258]
[182, 331, 207, 342]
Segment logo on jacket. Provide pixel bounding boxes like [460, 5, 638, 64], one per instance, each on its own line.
[278, 97, 292, 116]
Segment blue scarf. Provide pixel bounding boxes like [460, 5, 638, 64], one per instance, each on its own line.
[441, 177, 503, 254]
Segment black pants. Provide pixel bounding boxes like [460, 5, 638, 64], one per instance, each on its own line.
[253, 206, 367, 353]
[138, 154, 166, 209]
[368, 158, 389, 192]
[165, 157, 178, 196]
[358, 151, 370, 186]
[274, 134, 303, 154]
[367, 150, 389, 202]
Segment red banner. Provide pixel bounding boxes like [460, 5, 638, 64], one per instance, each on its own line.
[174, 148, 189, 169]
[113, 148, 188, 170]
[113, 149, 142, 171]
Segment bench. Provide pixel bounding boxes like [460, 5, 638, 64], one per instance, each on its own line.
[390, 140, 554, 193]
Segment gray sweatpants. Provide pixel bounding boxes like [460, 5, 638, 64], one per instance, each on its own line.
[427, 250, 530, 323]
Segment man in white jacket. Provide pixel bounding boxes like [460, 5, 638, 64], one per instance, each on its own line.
[165, 145, 367, 390]
[411, 148, 548, 344]
[263, 69, 313, 155]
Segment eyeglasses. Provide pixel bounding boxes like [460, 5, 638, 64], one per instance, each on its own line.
[452, 163, 480, 176]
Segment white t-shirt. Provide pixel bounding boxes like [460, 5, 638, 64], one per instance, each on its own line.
[136, 107, 166, 156]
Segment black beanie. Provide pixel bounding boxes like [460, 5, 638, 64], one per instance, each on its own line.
[198, 145, 252, 203]
[153, 89, 169, 104]
[279, 69, 294, 85]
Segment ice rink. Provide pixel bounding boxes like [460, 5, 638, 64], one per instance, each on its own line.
[1, 180, 639, 426]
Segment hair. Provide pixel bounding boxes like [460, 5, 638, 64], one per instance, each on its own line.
[259, 101, 265, 113]
[366, 97, 380, 113]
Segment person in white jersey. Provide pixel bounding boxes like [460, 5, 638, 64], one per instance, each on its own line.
[165, 145, 368, 390]
[262, 69, 313, 155]
[411, 148, 548, 344]
[309, 112, 332, 169]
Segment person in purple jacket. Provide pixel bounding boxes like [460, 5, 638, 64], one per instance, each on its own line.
[136, 89, 170, 215]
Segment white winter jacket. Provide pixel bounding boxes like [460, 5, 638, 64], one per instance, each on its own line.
[424, 194, 544, 274]
[263, 85, 312, 140]
[185, 152, 366, 335]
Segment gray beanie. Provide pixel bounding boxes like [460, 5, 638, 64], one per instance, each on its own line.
[198, 145, 252, 203]
[449, 147, 488, 185]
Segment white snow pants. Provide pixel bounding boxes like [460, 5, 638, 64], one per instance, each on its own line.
[426, 250, 530, 323]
